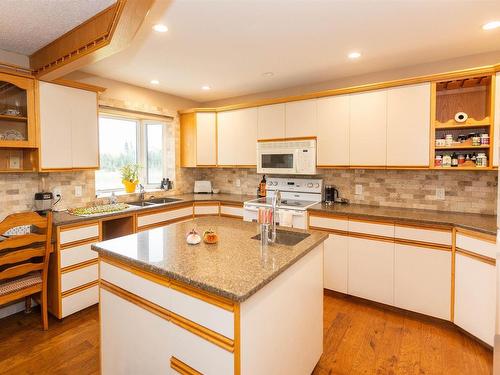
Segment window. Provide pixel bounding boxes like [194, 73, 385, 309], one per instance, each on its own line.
[95, 114, 168, 193]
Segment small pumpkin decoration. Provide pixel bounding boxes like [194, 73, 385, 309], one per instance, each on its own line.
[203, 229, 218, 244]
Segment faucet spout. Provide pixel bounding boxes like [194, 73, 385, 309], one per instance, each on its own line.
[271, 190, 281, 243]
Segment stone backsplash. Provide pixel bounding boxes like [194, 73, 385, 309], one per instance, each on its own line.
[194, 168, 498, 215]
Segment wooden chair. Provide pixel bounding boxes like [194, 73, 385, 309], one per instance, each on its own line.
[0, 211, 52, 330]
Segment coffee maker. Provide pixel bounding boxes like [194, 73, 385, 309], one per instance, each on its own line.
[324, 185, 339, 204]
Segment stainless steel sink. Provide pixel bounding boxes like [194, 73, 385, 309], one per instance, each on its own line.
[128, 201, 157, 207]
[147, 198, 182, 204]
[251, 229, 310, 246]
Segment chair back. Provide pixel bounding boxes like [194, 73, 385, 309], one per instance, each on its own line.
[0, 211, 52, 282]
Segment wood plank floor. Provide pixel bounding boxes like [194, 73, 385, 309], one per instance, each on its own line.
[0, 292, 492, 375]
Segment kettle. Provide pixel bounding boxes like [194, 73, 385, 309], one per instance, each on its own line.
[324, 185, 339, 204]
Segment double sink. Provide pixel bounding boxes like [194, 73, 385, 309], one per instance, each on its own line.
[127, 197, 183, 207]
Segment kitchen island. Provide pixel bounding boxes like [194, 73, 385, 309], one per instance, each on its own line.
[92, 216, 328, 375]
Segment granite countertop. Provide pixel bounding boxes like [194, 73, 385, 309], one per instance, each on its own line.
[308, 203, 497, 236]
[52, 193, 254, 226]
[91, 216, 328, 302]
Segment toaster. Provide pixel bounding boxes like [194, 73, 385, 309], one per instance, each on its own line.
[194, 180, 213, 194]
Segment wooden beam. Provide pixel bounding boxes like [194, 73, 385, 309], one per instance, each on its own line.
[30, 0, 154, 80]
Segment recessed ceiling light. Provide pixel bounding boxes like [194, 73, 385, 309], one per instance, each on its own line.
[201, 85, 211, 91]
[262, 72, 274, 77]
[482, 21, 500, 30]
[150, 79, 160, 85]
[153, 24, 168, 33]
[348, 51, 361, 59]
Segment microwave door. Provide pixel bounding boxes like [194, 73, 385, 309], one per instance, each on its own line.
[259, 151, 296, 174]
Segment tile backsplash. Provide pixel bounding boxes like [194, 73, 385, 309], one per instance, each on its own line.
[195, 168, 498, 215]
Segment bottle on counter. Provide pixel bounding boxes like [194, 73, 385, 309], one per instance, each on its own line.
[259, 175, 267, 197]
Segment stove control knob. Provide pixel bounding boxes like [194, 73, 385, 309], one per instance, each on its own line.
[267, 182, 272, 186]
[273, 181, 278, 186]
[314, 183, 320, 188]
[307, 183, 313, 188]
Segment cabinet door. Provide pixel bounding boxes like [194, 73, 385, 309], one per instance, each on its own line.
[349, 90, 387, 166]
[258, 104, 285, 140]
[348, 236, 394, 305]
[494, 73, 499, 167]
[39, 82, 72, 169]
[196, 112, 217, 166]
[285, 99, 317, 138]
[70, 88, 98, 168]
[387, 83, 430, 166]
[324, 233, 348, 293]
[236, 108, 258, 165]
[394, 243, 451, 319]
[454, 253, 496, 346]
[217, 111, 239, 166]
[317, 95, 350, 166]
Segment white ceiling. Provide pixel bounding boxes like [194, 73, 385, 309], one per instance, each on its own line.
[0, 0, 116, 55]
[84, 1, 500, 102]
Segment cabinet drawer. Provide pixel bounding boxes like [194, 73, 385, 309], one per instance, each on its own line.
[348, 219, 394, 238]
[308, 215, 348, 232]
[61, 263, 98, 293]
[61, 284, 98, 318]
[395, 225, 452, 246]
[170, 323, 234, 375]
[194, 204, 219, 216]
[59, 224, 99, 245]
[137, 206, 193, 228]
[60, 242, 98, 268]
[456, 232, 496, 259]
[220, 205, 243, 218]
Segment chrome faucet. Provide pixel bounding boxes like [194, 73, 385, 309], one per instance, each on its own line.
[270, 190, 281, 243]
[139, 184, 145, 201]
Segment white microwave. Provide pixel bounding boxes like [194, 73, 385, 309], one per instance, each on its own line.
[257, 139, 317, 175]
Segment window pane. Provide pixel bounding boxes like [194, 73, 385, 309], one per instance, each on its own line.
[146, 123, 164, 184]
[96, 116, 137, 191]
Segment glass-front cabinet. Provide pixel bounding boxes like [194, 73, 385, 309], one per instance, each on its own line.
[0, 72, 38, 172]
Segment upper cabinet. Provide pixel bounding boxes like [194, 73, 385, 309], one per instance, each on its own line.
[387, 83, 431, 167]
[285, 99, 317, 138]
[317, 95, 350, 166]
[257, 104, 285, 140]
[217, 108, 258, 166]
[39, 82, 98, 170]
[349, 89, 387, 166]
[180, 112, 217, 167]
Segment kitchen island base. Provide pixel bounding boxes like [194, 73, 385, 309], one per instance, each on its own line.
[98, 244, 324, 375]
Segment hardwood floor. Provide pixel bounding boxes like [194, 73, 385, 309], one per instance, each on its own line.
[0, 292, 492, 375]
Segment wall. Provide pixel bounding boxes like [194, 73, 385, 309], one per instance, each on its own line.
[194, 168, 498, 215]
[202, 50, 500, 107]
[0, 49, 30, 68]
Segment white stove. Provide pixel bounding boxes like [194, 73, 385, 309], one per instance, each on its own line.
[243, 177, 323, 229]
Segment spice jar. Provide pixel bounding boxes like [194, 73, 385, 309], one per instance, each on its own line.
[472, 134, 481, 146]
[442, 154, 452, 167]
[480, 134, 490, 145]
[476, 153, 488, 167]
[451, 153, 458, 167]
[445, 134, 453, 147]
[458, 154, 465, 165]
[434, 155, 442, 167]
[435, 138, 446, 147]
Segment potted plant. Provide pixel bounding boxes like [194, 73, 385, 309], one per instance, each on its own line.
[120, 164, 140, 193]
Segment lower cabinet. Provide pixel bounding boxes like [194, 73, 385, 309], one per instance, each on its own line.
[454, 252, 496, 346]
[394, 243, 451, 320]
[348, 236, 395, 306]
[323, 234, 348, 293]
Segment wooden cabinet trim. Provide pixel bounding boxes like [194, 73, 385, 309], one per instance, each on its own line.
[61, 279, 98, 298]
[170, 356, 202, 375]
[394, 239, 451, 252]
[257, 136, 317, 142]
[193, 201, 220, 206]
[61, 258, 98, 273]
[455, 227, 496, 244]
[135, 203, 194, 217]
[395, 222, 453, 232]
[348, 231, 394, 244]
[220, 202, 244, 208]
[59, 237, 100, 250]
[456, 248, 496, 265]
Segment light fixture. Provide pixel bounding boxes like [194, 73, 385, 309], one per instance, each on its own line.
[348, 51, 361, 59]
[201, 85, 211, 91]
[262, 72, 274, 77]
[150, 79, 160, 85]
[482, 21, 500, 30]
[153, 24, 168, 33]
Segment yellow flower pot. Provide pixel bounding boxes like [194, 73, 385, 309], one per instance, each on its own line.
[122, 180, 138, 193]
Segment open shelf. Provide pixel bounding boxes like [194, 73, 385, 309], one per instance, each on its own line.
[0, 148, 38, 172]
[434, 117, 490, 129]
[0, 114, 27, 121]
[435, 145, 490, 151]
[432, 166, 494, 171]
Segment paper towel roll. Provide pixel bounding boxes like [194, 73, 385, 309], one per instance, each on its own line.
[279, 210, 293, 227]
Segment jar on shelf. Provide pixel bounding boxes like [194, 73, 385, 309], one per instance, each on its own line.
[445, 134, 453, 147]
[435, 138, 446, 147]
[480, 134, 490, 145]
[434, 155, 443, 167]
[472, 134, 481, 146]
[458, 154, 465, 165]
[476, 153, 488, 167]
[442, 154, 452, 167]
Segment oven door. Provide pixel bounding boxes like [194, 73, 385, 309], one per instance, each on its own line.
[257, 149, 297, 174]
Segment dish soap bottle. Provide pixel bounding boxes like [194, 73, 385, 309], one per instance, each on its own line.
[259, 175, 267, 197]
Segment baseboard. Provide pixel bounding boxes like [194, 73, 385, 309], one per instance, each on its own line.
[0, 299, 37, 320]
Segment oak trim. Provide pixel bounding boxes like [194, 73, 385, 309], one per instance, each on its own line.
[455, 227, 496, 244]
[61, 258, 98, 274]
[450, 227, 456, 322]
[61, 280, 99, 298]
[456, 247, 496, 265]
[348, 231, 395, 244]
[394, 238, 452, 252]
[59, 237, 100, 250]
[257, 136, 317, 142]
[394, 222, 453, 232]
[308, 226, 349, 237]
[170, 357, 202, 375]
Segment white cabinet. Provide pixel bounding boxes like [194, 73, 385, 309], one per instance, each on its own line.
[217, 108, 258, 166]
[394, 244, 451, 319]
[494, 73, 499, 167]
[39, 81, 98, 170]
[387, 83, 431, 166]
[349, 89, 387, 166]
[284, 99, 317, 138]
[348, 236, 394, 305]
[196, 112, 217, 166]
[317, 95, 350, 166]
[454, 253, 496, 346]
[257, 104, 285, 140]
[324, 234, 348, 293]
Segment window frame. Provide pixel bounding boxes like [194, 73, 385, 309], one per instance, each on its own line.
[96, 113, 168, 194]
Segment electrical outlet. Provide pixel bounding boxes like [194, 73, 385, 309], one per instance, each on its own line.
[53, 187, 61, 198]
[355, 184, 363, 195]
[74, 185, 82, 197]
[436, 187, 445, 200]
[235, 179, 241, 187]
